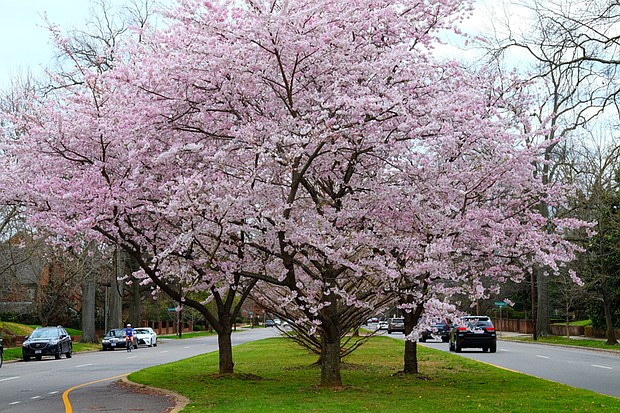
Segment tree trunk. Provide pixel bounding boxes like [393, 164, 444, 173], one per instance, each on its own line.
[217, 327, 235, 374]
[530, 269, 538, 340]
[317, 296, 342, 387]
[320, 333, 342, 387]
[109, 249, 125, 329]
[601, 283, 619, 345]
[536, 267, 551, 337]
[129, 274, 141, 327]
[403, 339, 418, 374]
[402, 307, 422, 374]
[80, 280, 98, 343]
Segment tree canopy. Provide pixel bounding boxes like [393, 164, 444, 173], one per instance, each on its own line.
[0, 0, 588, 386]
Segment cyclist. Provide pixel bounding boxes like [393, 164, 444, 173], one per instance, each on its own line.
[124, 323, 135, 351]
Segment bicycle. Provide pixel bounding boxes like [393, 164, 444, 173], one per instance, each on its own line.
[126, 336, 133, 352]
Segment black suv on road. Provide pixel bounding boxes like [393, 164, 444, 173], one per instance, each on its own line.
[449, 316, 496, 353]
[420, 320, 450, 342]
[22, 326, 73, 361]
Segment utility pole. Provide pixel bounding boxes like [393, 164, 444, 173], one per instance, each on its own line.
[531, 269, 538, 341]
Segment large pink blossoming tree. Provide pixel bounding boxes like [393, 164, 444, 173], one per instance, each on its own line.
[364, 69, 586, 374]
[0, 0, 586, 386]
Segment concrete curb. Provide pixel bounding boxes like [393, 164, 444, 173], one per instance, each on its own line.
[120, 377, 190, 413]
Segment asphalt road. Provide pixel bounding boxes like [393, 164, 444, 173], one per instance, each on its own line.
[3, 327, 617, 412]
[0, 328, 280, 412]
[411, 334, 620, 398]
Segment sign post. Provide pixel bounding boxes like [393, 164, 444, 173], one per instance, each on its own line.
[494, 301, 508, 338]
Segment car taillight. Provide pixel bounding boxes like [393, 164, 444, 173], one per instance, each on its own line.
[457, 326, 467, 331]
[486, 327, 495, 332]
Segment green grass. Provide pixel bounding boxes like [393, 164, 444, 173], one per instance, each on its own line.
[128, 336, 620, 412]
[1, 322, 35, 336]
[160, 331, 218, 339]
[505, 335, 619, 351]
[551, 320, 593, 327]
[3, 347, 23, 361]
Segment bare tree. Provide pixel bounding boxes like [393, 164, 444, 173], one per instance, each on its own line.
[45, 0, 157, 88]
[572, 137, 620, 344]
[252, 281, 392, 364]
[482, 0, 620, 337]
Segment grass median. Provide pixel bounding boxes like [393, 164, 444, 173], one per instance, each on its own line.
[503, 335, 620, 352]
[128, 336, 619, 412]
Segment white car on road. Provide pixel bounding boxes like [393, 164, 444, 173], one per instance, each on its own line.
[134, 327, 158, 347]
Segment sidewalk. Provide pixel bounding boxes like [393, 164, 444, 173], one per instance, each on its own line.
[65, 378, 183, 413]
[498, 331, 608, 341]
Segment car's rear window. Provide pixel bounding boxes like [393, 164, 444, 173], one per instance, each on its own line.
[464, 321, 493, 327]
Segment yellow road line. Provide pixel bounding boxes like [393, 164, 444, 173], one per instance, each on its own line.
[62, 374, 128, 413]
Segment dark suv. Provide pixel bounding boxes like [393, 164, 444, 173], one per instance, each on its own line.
[449, 316, 496, 353]
[420, 320, 450, 342]
[22, 326, 73, 361]
[387, 317, 405, 334]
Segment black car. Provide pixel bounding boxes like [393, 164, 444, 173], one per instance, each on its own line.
[420, 320, 450, 343]
[0, 335, 3, 368]
[449, 316, 496, 353]
[22, 326, 73, 361]
[387, 317, 405, 334]
[102, 328, 137, 350]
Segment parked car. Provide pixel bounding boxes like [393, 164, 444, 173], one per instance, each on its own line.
[420, 320, 450, 343]
[0, 335, 3, 368]
[22, 326, 73, 361]
[264, 319, 276, 327]
[377, 320, 389, 330]
[449, 316, 496, 353]
[134, 327, 158, 347]
[102, 328, 137, 350]
[387, 317, 405, 334]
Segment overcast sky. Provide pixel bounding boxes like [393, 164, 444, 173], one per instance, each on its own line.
[0, 0, 519, 90]
[0, 1, 92, 88]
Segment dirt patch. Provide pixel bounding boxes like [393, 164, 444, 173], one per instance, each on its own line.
[209, 372, 265, 381]
[390, 371, 432, 380]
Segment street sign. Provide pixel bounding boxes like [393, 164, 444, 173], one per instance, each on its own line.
[494, 301, 508, 307]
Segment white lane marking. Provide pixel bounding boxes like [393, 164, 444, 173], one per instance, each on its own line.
[9, 401, 21, 405]
[127, 356, 138, 359]
[184, 346, 191, 349]
[31, 396, 42, 400]
[500, 349, 510, 352]
[48, 391, 59, 395]
[592, 364, 612, 370]
[76, 363, 92, 368]
[536, 355, 549, 359]
[159, 350, 169, 354]
[0, 376, 19, 382]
